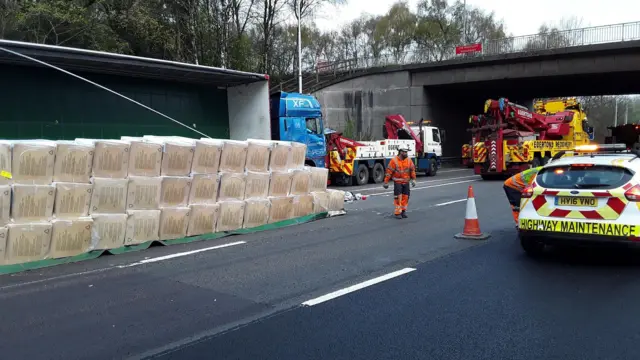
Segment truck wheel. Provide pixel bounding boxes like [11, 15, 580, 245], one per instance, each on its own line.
[371, 163, 385, 184]
[520, 234, 545, 258]
[355, 164, 369, 185]
[426, 159, 437, 176]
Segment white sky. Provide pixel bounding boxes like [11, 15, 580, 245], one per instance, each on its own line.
[315, 0, 639, 37]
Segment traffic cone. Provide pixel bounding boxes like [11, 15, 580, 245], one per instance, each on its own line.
[454, 185, 490, 240]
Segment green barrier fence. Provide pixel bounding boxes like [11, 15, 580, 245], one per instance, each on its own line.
[0, 212, 334, 276]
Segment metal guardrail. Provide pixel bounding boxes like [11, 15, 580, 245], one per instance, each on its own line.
[275, 21, 640, 93]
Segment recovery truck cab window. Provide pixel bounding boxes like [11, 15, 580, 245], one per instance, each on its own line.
[306, 118, 321, 134]
[537, 165, 634, 190]
[432, 129, 441, 143]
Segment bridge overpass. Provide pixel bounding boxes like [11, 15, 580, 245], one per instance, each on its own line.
[297, 22, 640, 157]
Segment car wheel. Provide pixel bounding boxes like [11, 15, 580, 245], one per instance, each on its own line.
[520, 235, 545, 257]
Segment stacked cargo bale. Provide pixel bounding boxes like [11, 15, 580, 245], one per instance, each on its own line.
[0, 134, 342, 267]
[186, 139, 222, 236]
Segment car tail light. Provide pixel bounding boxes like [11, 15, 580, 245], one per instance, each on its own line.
[625, 184, 640, 201]
[521, 185, 534, 198]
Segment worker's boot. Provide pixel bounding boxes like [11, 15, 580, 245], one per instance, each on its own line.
[401, 211, 408, 219]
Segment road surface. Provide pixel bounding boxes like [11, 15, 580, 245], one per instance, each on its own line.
[2, 168, 640, 360]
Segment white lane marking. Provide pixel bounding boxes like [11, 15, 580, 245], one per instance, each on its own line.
[0, 267, 114, 291]
[336, 175, 477, 192]
[438, 169, 470, 173]
[435, 199, 467, 206]
[302, 267, 417, 306]
[119, 241, 247, 268]
[1, 241, 248, 289]
[367, 179, 478, 197]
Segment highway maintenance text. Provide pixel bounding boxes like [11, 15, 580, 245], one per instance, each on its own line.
[519, 219, 639, 237]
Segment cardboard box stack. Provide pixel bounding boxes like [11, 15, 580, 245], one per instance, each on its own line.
[0, 134, 337, 266]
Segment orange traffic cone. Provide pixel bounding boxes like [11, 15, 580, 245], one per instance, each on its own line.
[454, 186, 490, 240]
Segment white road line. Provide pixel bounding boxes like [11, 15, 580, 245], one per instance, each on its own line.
[337, 175, 478, 192]
[119, 241, 247, 268]
[367, 179, 478, 196]
[302, 267, 417, 307]
[435, 199, 467, 206]
[438, 169, 470, 173]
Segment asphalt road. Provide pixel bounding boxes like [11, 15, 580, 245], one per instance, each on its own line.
[3, 168, 640, 360]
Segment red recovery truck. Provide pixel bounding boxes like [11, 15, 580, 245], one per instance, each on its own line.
[469, 98, 594, 180]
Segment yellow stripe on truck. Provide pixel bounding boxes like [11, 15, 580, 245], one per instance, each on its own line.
[519, 219, 640, 237]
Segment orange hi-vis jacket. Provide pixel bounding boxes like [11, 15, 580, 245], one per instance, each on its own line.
[504, 166, 543, 192]
[384, 156, 417, 184]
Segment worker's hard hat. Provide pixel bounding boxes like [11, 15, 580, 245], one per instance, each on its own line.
[398, 146, 410, 152]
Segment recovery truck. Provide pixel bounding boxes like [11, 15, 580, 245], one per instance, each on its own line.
[469, 97, 594, 180]
[461, 141, 473, 168]
[270, 91, 445, 186]
[604, 123, 640, 150]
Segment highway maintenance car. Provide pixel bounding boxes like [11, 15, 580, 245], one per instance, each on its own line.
[517, 144, 640, 256]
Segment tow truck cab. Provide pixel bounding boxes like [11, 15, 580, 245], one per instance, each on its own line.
[270, 91, 326, 168]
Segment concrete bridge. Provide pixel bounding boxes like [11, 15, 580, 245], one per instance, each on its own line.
[307, 22, 640, 156]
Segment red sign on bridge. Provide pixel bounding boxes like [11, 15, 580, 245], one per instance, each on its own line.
[455, 43, 482, 55]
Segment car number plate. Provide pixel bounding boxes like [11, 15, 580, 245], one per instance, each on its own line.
[555, 196, 597, 207]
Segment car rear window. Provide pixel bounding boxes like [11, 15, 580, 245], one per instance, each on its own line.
[536, 165, 634, 190]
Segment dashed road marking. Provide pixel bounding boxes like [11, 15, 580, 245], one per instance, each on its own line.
[301, 267, 417, 306]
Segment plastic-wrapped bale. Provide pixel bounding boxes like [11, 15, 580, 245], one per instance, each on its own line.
[11, 140, 57, 184]
[218, 140, 248, 173]
[0, 185, 10, 226]
[293, 195, 314, 218]
[53, 141, 94, 183]
[89, 178, 128, 214]
[78, 139, 130, 179]
[187, 204, 219, 236]
[5, 223, 52, 265]
[11, 184, 55, 223]
[308, 167, 329, 192]
[90, 213, 127, 250]
[125, 210, 160, 245]
[268, 196, 294, 223]
[269, 141, 292, 171]
[216, 201, 245, 232]
[268, 171, 293, 197]
[0, 141, 12, 185]
[127, 176, 162, 210]
[290, 142, 307, 169]
[218, 172, 246, 201]
[245, 171, 270, 200]
[312, 191, 329, 213]
[54, 182, 93, 219]
[327, 189, 346, 211]
[160, 176, 192, 207]
[159, 207, 190, 241]
[127, 140, 163, 177]
[246, 140, 272, 172]
[192, 139, 223, 174]
[50, 217, 93, 259]
[290, 169, 311, 196]
[0, 226, 7, 265]
[159, 140, 195, 177]
[243, 199, 270, 229]
[188, 174, 219, 205]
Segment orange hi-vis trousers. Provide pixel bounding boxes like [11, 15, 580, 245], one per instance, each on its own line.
[393, 182, 411, 215]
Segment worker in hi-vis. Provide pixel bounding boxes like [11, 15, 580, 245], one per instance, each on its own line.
[503, 166, 543, 226]
[383, 146, 417, 219]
